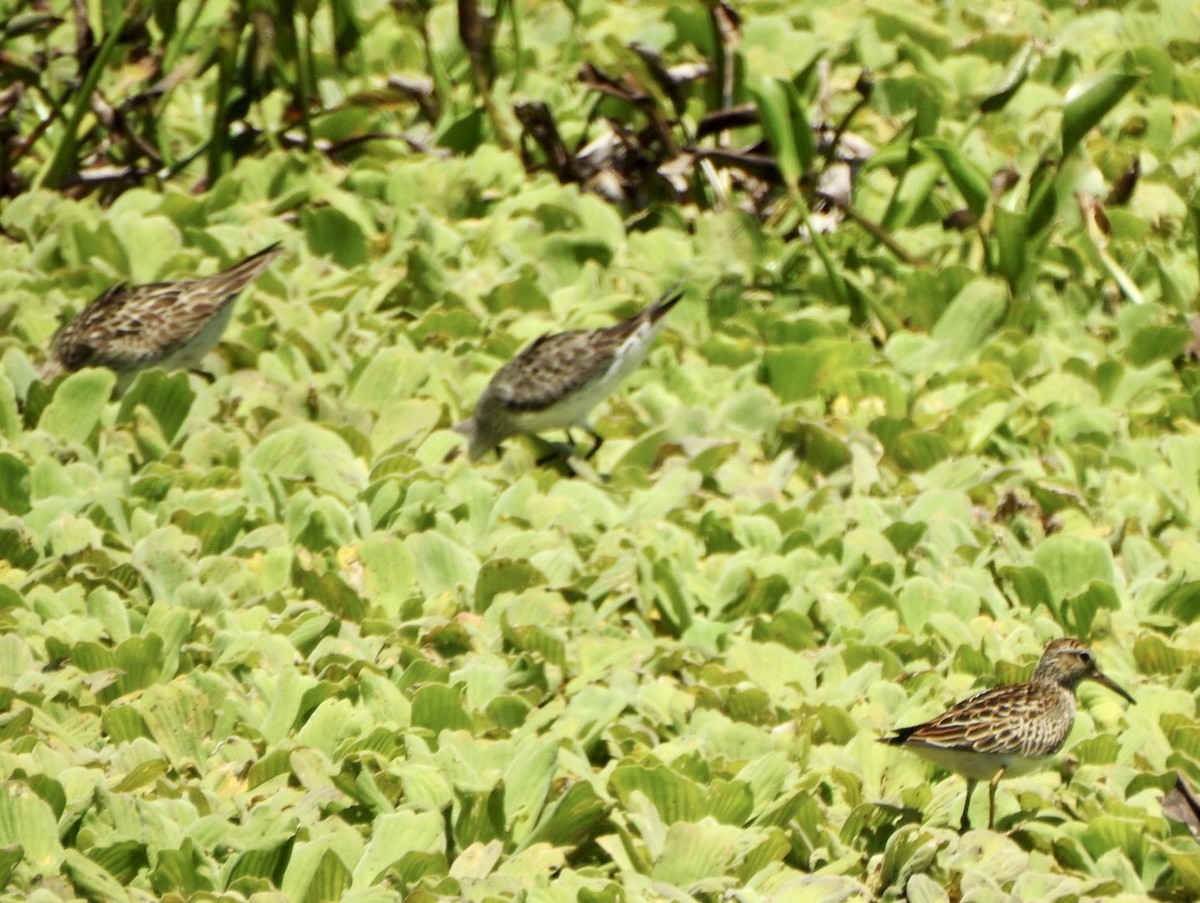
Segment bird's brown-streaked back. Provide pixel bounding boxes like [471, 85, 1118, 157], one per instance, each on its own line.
[42, 243, 284, 385]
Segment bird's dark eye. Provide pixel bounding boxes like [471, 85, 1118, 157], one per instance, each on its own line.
[1077, 651, 1093, 664]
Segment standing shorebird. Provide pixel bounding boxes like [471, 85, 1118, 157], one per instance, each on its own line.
[454, 285, 683, 463]
[41, 244, 284, 388]
[882, 637, 1135, 832]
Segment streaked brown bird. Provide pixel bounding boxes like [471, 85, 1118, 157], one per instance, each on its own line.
[882, 637, 1135, 832]
[42, 244, 283, 388]
[454, 285, 683, 462]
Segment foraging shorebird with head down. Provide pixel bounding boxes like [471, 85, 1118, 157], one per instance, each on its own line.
[42, 244, 283, 389]
[455, 284, 683, 463]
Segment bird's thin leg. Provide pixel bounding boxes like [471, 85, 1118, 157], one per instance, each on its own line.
[188, 368, 217, 383]
[583, 426, 604, 460]
[960, 779, 977, 833]
[536, 436, 575, 466]
[987, 769, 1005, 829]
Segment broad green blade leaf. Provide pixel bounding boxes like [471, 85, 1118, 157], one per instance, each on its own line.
[750, 78, 801, 188]
[1062, 72, 1141, 158]
[916, 138, 991, 216]
[994, 207, 1028, 291]
[980, 41, 1035, 113]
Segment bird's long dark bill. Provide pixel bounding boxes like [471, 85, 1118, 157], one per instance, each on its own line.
[1093, 671, 1136, 704]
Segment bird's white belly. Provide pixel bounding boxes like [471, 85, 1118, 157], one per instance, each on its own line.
[154, 301, 238, 371]
[909, 745, 1045, 780]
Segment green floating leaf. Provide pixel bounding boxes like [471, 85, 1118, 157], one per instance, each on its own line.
[110, 759, 169, 794]
[890, 431, 952, 472]
[1125, 325, 1191, 367]
[883, 522, 926, 555]
[502, 622, 566, 667]
[1000, 565, 1054, 611]
[0, 843, 21, 888]
[172, 508, 247, 556]
[794, 421, 852, 474]
[1080, 815, 1147, 864]
[114, 633, 165, 694]
[1061, 72, 1141, 158]
[348, 348, 430, 411]
[474, 557, 544, 611]
[485, 695, 531, 730]
[102, 705, 148, 744]
[750, 78, 801, 188]
[994, 207, 1028, 291]
[917, 138, 991, 216]
[38, 368, 115, 444]
[0, 376, 19, 441]
[246, 749, 294, 788]
[930, 279, 1008, 364]
[356, 534, 416, 617]
[62, 848, 131, 903]
[1061, 581, 1119, 635]
[764, 340, 872, 403]
[246, 424, 367, 502]
[88, 840, 145, 886]
[520, 781, 609, 852]
[611, 764, 701, 824]
[405, 532, 480, 598]
[410, 684, 472, 733]
[651, 820, 742, 886]
[117, 370, 195, 443]
[301, 204, 371, 268]
[228, 841, 291, 886]
[0, 709, 32, 744]
[0, 781, 63, 869]
[136, 685, 209, 770]
[725, 574, 790, 619]
[504, 739, 558, 841]
[454, 788, 505, 849]
[980, 41, 1035, 113]
[293, 559, 368, 621]
[1133, 634, 1200, 674]
[281, 842, 352, 903]
[0, 454, 30, 515]
[1032, 534, 1116, 601]
[352, 811, 446, 890]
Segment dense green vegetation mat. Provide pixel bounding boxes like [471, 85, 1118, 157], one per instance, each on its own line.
[2, 0, 1200, 899]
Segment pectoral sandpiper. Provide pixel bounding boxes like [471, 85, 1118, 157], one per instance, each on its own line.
[883, 637, 1135, 831]
[454, 285, 683, 462]
[42, 244, 284, 388]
